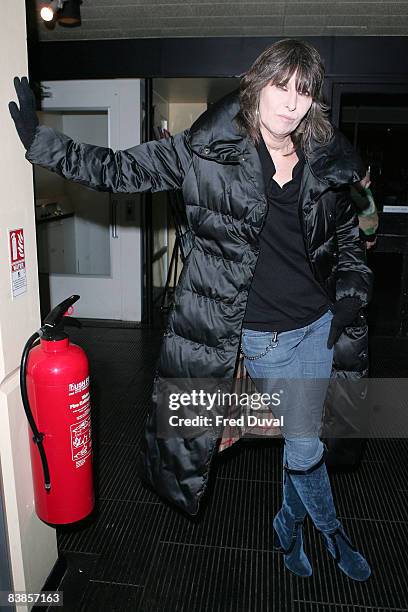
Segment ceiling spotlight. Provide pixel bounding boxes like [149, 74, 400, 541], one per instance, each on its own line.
[40, 0, 61, 22]
[40, 0, 82, 27]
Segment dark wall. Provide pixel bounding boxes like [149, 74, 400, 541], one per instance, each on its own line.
[29, 36, 408, 82]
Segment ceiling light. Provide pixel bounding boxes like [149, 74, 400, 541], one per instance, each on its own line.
[40, 0, 61, 22]
[40, 0, 82, 27]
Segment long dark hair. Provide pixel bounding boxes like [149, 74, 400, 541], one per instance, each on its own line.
[236, 38, 333, 154]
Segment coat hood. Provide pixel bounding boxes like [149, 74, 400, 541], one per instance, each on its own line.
[189, 89, 365, 187]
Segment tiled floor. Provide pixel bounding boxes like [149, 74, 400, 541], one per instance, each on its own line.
[46, 323, 408, 611]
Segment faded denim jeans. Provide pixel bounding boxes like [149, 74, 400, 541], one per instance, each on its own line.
[241, 309, 334, 471]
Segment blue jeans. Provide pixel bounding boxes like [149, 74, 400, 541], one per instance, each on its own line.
[241, 309, 334, 471]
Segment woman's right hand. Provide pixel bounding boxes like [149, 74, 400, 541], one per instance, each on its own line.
[8, 76, 39, 150]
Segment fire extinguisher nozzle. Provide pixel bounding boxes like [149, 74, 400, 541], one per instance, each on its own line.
[45, 484, 51, 491]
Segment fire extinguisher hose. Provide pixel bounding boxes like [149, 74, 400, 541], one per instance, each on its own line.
[20, 331, 51, 491]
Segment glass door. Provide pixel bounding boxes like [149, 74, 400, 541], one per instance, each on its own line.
[331, 82, 408, 335]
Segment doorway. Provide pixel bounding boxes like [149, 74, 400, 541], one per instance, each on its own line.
[35, 79, 143, 321]
[332, 82, 408, 335]
[147, 77, 238, 323]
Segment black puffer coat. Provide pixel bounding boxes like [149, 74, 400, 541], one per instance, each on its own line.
[26, 91, 373, 516]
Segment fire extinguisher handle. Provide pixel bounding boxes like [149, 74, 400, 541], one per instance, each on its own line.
[43, 295, 80, 328]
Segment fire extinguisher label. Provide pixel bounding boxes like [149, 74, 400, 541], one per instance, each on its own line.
[68, 376, 92, 468]
[69, 376, 90, 396]
[70, 416, 92, 467]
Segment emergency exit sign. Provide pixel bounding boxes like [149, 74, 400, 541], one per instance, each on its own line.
[9, 228, 27, 298]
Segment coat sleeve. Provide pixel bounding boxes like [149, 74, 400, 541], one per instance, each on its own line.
[335, 186, 374, 306]
[25, 125, 192, 193]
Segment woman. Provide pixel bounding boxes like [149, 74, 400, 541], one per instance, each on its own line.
[9, 38, 372, 581]
[237, 45, 371, 581]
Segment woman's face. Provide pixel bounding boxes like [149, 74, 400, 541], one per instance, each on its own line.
[258, 70, 313, 138]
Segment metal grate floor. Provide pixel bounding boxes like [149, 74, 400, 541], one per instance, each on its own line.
[49, 324, 408, 612]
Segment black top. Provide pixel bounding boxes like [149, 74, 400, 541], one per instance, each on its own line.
[243, 135, 331, 332]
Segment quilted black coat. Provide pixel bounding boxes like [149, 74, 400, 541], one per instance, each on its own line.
[26, 91, 373, 516]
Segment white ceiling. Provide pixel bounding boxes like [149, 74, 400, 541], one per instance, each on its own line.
[35, 0, 408, 41]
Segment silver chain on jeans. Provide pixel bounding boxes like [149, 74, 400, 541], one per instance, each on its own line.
[240, 331, 279, 360]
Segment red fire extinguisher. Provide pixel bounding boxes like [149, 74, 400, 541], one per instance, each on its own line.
[20, 295, 94, 524]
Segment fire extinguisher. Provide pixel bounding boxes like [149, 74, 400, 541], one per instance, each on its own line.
[20, 295, 94, 524]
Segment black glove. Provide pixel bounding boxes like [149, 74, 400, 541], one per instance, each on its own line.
[8, 76, 39, 150]
[327, 297, 362, 349]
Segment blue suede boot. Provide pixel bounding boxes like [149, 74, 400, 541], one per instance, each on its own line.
[285, 451, 371, 582]
[273, 449, 312, 577]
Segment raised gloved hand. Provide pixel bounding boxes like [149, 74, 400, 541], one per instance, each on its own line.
[8, 76, 39, 150]
[327, 297, 362, 349]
